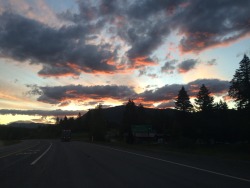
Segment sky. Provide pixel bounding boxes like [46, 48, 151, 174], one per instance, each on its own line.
[0, 0, 250, 124]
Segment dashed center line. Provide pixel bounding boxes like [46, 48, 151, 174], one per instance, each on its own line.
[0, 142, 40, 159]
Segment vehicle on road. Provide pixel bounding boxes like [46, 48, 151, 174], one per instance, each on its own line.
[61, 130, 71, 142]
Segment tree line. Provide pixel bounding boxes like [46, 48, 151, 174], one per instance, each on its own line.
[55, 55, 250, 145]
[176, 54, 250, 112]
[1, 55, 249, 144]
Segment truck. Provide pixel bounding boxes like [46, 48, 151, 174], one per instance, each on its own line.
[61, 130, 71, 142]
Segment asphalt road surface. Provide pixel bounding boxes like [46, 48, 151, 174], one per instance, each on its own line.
[0, 140, 249, 188]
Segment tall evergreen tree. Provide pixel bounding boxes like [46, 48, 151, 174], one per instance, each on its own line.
[89, 104, 106, 141]
[195, 84, 214, 112]
[137, 103, 146, 124]
[123, 99, 137, 126]
[55, 117, 60, 125]
[214, 100, 228, 111]
[122, 99, 137, 143]
[175, 86, 193, 112]
[229, 54, 250, 109]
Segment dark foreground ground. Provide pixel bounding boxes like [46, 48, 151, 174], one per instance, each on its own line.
[0, 140, 249, 188]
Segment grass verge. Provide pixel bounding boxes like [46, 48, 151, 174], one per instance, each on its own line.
[85, 140, 250, 161]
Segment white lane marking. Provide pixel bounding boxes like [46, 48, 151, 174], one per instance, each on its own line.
[96, 144, 250, 183]
[0, 142, 40, 159]
[30, 143, 52, 165]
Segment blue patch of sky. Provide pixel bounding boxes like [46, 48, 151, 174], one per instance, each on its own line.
[201, 38, 250, 81]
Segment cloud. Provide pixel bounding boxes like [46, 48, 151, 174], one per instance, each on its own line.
[0, 12, 124, 76]
[178, 59, 199, 73]
[127, 0, 186, 19]
[187, 79, 230, 96]
[125, 20, 170, 60]
[28, 85, 136, 105]
[138, 68, 147, 77]
[161, 60, 177, 74]
[206, 59, 217, 66]
[147, 73, 158, 79]
[0, 109, 83, 116]
[138, 78, 230, 102]
[27, 79, 229, 106]
[175, 0, 250, 53]
[82, 101, 104, 106]
[138, 84, 181, 102]
[138, 67, 158, 78]
[0, 0, 62, 27]
[156, 101, 175, 109]
[0, 0, 249, 78]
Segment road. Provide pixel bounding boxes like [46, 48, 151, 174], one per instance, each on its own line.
[0, 140, 249, 188]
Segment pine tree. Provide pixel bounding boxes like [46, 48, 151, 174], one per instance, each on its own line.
[195, 84, 214, 112]
[123, 99, 137, 126]
[214, 100, 228, 110]
[55, 117, 60, 125]
[89, 104, 106, 141]
[229, 54, 250, 109]
[175, 86, 193, 112]
[122, 99, 137, 143]
[137, 103, 146, 124]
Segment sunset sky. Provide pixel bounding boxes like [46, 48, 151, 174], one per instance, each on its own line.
[0, 0, 250, 124]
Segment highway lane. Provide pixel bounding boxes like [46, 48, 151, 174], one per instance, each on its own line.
[0, 140, 40, 158]
[0, 140, 249, 188]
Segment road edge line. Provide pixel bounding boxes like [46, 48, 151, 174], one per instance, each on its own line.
[30, 143, 52, 165]
[96, 144, 250, 183]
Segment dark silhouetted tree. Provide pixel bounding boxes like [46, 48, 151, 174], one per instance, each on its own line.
[214, 100, 228, 111]
[175, 86, 193, 112]
[55, 117, 60, 125]
[123, 99, 137, 126]
[137, 103, 146, 124]
[229, 54, 250, 109]
[122, 99, 137, 143]
[61, 116, 69, 129]
[89, 104, 107, 141]
[195, 84, 214, 112]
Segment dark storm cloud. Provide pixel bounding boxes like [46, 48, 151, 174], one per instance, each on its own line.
[0, 109, 83, 116]
[127, 0, 186, 19]
[187, 79, 230, 96]
[27, 79, 229, 105]
[161, 60, 177, 74]
[177, 59, 199, 73]
[138, 84, 181, 102]
[125, 19, 170, 60]
[174, 0, 250, 52]
[139, 79, 229, 102]
[0, 12, 118, 76]
[119, 0, 250, 54]
[1, 0, 249, 76]
[28, 85, 136, 105]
